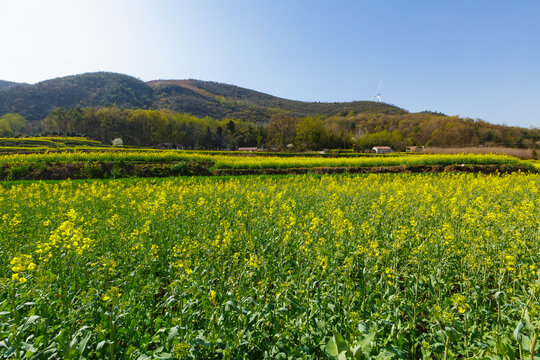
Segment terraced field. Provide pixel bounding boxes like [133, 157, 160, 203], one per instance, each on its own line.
[0, 151, 535, 181]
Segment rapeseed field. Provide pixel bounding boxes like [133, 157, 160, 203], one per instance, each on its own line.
[1, 173, 539, 359]
[0, 151, 522, 168]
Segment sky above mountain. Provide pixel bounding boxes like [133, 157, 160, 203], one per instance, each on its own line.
[1, 0, 539, 127]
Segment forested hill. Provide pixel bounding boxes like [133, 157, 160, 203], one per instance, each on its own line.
[0, 73, 154, 120]
[148, 79, 403, 121]
[0, 72, 405, 121]
[0, 80, 23, 90]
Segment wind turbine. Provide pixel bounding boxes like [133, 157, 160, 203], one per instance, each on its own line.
[371, 79, 382, 102]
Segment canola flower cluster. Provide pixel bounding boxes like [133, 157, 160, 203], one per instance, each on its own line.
[0, 172, 538, 359]
[9, 254, 36, 283]
[35, 209, 93, 261]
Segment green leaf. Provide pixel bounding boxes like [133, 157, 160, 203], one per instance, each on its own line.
[19, 315, 40, 333]
[167, 326, 178, 348]
[351, 344, 366, 359]
[521, 336, 530, 351]
[78, 331, 92, 359]
[514, 321, 524, 341]
[326, 331, 350, 359]
[225, 301, 239, 312]
[358, 331, 375, 353]
[326, 336, 340, 358]
[333, 331, 350, 354]
[96, 340, 107, 353]
[494, 338, 516, 359]
[523, 321, 536, 339]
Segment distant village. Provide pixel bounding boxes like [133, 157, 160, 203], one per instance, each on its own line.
[152, 143, 426, 154]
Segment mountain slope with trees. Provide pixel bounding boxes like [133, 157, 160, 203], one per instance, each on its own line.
[149, 79, 402, 120]
[0, 80, 23, 90]
[0, 73, 154, 120]
[0, 72, 405, 121]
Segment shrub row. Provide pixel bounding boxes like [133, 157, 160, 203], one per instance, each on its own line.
[0, 161, 211, 181]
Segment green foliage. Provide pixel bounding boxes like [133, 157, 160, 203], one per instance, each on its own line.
[335, 113, 540, 149]
[6, 163, 31, 180]
[110, 164, 124, 179]
[295, 116, 327, 150]
[0, 121, 11, 137]
[0, 113, 26, 136]
[80, 162, 104, 179]
[354, 129, 405, 151]
[266, 113, 297, 150]
[39, 107, 260, 149]
[170, 162, 193, 176]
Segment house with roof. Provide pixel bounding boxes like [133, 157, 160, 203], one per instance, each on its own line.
[237, 147, 258, 152]
[372, 146, 394, 154]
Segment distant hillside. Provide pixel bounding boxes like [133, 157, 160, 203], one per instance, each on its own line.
[0, 80, 23, 90]
[0, 73, 153, 120]
[0, 72, 405, 121]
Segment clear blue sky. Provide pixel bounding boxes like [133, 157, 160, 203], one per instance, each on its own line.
[1, 0, 539, 127]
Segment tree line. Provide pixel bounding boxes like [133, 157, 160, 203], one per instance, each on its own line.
[264, 112, 540, 151]
[40, 107, 261, 149]
[2, 107, 539, 151]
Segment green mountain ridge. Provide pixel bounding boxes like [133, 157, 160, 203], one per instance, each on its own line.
[0, 72, 405, 122]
